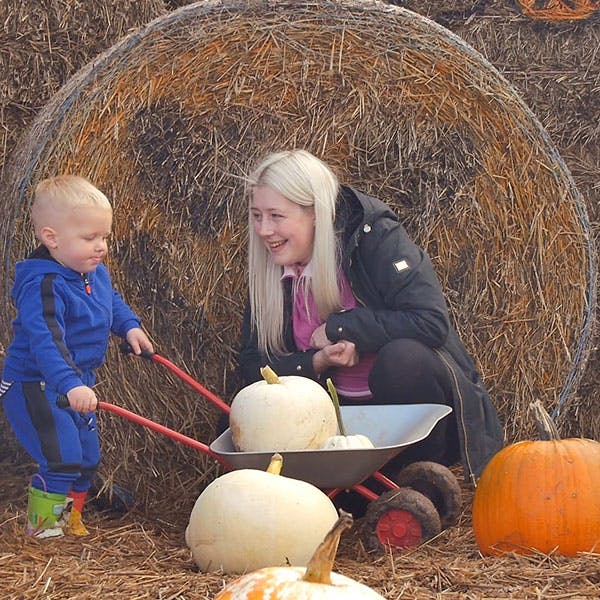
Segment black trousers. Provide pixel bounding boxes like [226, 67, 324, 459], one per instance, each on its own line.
[341, 338, 461, 473]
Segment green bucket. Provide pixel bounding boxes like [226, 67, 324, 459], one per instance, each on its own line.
[27, 486, 66, 530]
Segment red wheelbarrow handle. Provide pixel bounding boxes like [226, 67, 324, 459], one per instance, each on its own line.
[57, 395, 230, 469]
[119, 342, 231, 414]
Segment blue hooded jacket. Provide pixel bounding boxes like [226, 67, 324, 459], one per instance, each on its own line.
[2, 246, 140, 395]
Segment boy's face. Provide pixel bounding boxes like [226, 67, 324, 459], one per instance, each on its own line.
[42, 206, 113, 273]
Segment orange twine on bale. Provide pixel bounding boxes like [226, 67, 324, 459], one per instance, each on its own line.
[516, 0, 600, 21]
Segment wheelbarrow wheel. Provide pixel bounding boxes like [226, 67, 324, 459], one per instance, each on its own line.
[361, 488, 441, 553]
[390, 461, 462, 529]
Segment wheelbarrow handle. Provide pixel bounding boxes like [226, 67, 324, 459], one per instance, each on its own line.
[119, 341, 231, 414]
[56, 395, 230, 468]
[119, 342, 154, 361]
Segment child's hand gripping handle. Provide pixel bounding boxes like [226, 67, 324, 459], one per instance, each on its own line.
[56, 395, 229, 467]
[119, 340, 154, 360]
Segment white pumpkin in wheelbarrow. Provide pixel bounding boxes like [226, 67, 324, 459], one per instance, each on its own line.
[321, 379, 375, 450]
[185, 453, 338, 573]
[229, 366, 337, 451]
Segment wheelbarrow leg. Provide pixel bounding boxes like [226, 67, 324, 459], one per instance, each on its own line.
[89, 474, 136, 513]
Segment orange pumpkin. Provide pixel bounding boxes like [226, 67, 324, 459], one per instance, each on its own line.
[473, 401, 600, 556]
[516, 0, 600, 22]
[213, 512, 386, 599]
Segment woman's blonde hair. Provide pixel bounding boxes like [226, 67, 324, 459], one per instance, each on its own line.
[247, 149, 342, 356]
[31, 174, 111, 234]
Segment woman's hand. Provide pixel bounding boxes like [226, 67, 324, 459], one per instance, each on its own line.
[125, 327, 154, 355]
[309, 323, 332, 349]
[67, 385, 98, 413]
[312, 340, 358, 374]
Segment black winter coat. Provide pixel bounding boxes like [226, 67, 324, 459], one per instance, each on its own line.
[239, 186, 504, 482]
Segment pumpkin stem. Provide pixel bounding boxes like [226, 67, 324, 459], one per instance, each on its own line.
[326, 378, 347, 436]
[302, 510, 353, 585]
[260, 365, 280, 384]
[531, 400, 560, 441]
[266, 452, 283, 475]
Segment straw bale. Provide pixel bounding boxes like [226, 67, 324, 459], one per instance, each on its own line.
[400, 0, 600, 439]
[438, 0, 600, 438]
[0, 0, 597, 516]
[394, 0, 600, 439]
[0, 0, 167, 181]
[516, 0, 600, 22]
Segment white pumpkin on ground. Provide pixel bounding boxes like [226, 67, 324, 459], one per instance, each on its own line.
[213, 512, 386, 599]
[185, 454, 338, 574]
[229, 366, 337, 452]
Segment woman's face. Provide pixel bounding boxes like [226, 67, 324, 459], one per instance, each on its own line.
[251, 185, 315, 267]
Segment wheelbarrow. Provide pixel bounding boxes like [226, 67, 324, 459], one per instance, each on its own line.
[68, 347, 462, 553]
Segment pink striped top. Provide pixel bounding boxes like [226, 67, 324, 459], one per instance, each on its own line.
[283, 265, 375, 399]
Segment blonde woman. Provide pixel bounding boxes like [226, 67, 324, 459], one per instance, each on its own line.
[238, 150, 503, 485]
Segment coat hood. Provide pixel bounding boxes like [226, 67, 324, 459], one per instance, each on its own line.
[12, 249, 82, 304]
[337, 185, 399, 250]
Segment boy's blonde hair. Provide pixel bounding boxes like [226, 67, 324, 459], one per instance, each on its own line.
[247, 149, 342, 356]
[31, 175, 111, 235]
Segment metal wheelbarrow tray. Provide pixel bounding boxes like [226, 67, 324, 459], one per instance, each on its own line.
[211, 403, 452, 489]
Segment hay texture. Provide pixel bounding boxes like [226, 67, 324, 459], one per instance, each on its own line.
[1, 462, 599, 599]
[439, 0, 600, 440]
[0, 0, 596, 513]
[0, 0, 168, 182]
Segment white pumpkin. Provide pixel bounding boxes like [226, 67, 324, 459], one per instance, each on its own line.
[322, 434, 375, 450]
[213, 512, 386, 599]
[213, 564, 386, 599]
[320, 379, 375, 450]
[185, 454, 338, 574]
[229, 366, 337, 452]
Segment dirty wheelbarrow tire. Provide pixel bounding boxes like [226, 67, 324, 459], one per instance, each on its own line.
[391, 461, 462, 529]
[361, 488, 441, 553]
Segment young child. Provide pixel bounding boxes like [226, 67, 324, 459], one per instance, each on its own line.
[0, 175, 154, 538]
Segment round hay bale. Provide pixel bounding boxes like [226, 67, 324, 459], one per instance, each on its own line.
[0, 0, 595, 512]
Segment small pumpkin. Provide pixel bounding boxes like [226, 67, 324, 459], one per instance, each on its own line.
[322, 434, 374, 450]
[229, 366, 337, 452]
[321, 379, 374, 450]
[472, 401, 600, 556]
[213, 511, 386, 599]
[185, 453, 338, 573]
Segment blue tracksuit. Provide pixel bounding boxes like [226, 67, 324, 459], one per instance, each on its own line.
[1, 246, 141, 494]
